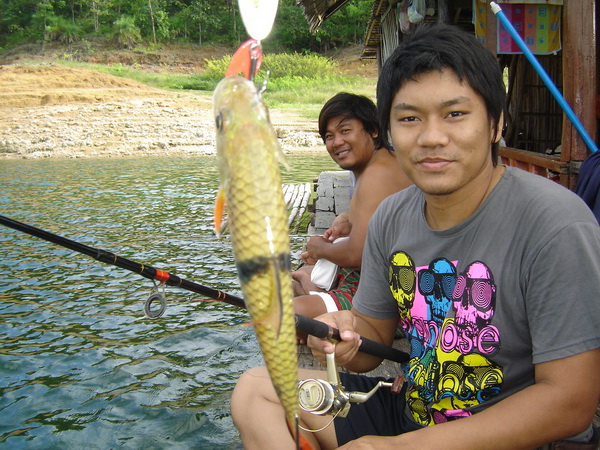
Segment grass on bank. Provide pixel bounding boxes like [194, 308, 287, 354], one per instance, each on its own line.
[51, 51, 378, 119]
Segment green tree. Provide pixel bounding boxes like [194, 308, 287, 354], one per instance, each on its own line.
[46, 14, 83, 42]
[183, 0, 217, 45]
[133, 0, 170, 43]
[32, 0, 56, 43]
[319, 0, 371, 48]
[89, 0, 115, 32]
[266, 0, 314, 52]
[113, 15, 141, 48]
[178, 0, 242, 46]
[0, 0, 372, 51]
[147, 0, 157, 43]
[0, 0, 38, 43]
[266, 0, 370, 53]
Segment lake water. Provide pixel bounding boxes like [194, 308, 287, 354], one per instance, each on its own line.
[0, 155, 339, 449]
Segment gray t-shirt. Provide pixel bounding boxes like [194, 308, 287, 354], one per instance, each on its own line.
[353, 166, 600, 426]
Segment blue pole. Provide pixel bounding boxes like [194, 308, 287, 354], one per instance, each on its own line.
[490, 2, 598, 153]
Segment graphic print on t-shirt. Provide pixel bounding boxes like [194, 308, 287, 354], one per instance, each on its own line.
[389, 252, 504, 426]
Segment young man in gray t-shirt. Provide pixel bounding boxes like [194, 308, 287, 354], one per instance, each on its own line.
[231, 23, 600, 449]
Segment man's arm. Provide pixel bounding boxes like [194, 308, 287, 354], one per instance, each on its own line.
[339, 348, 600, 449]
[302, 162, 407, 268]
[301, 233, 362, 268]
[323, 212, 351, 241]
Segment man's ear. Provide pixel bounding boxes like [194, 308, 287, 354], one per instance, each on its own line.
[492, 112, 504, 143]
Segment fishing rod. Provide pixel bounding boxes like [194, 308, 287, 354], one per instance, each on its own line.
[0, 214, 409, 364]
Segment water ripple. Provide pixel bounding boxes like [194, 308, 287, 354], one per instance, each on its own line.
[0, 155, 339, 448]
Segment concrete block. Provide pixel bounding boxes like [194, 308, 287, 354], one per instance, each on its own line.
[314, 212, 336, 229]
[332, 171, 354, 187]
[335, 196, 350, 214]
[316, 196, 334, 212]
[316, 183, 334, 197]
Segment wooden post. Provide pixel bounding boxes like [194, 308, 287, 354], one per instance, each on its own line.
[485, 1, 498, 57]
[438, 0, 450, 24]
[562, 0, 596, 185]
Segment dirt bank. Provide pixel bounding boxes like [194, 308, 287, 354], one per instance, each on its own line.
[0, 44, 376, 160]
[0, 64, 326, 159]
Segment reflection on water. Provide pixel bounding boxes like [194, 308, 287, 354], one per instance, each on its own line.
[0, 155, 339, 448]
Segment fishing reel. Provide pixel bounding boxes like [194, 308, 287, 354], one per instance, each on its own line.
[297, 342, 404, 418]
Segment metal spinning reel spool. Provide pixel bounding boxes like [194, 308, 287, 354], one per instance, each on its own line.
[297, 342, 404, 417]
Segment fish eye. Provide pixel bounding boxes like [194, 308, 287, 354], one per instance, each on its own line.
[215, 110, 230, 132]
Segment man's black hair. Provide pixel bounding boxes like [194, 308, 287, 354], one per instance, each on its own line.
[376, 23, 506, 164]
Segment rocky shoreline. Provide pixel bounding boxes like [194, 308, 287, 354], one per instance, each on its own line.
[0, 64, 325, 160]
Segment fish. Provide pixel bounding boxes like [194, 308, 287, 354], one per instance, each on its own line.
[213, 75, 308, 448]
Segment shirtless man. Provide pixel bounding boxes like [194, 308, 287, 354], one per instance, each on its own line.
[293, 92, 411, 318]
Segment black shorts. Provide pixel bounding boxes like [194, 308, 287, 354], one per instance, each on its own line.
[333, 372, 423, 446]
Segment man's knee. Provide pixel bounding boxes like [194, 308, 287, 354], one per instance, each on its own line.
[291, 267, 310, 296]
[231, 366, 271, 421]
[232, 366, 269, 399]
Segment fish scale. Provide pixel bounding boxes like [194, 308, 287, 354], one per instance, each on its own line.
[214, 75, 301, 441]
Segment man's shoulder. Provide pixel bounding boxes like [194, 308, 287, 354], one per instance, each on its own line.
[364, 149, 403, 173]
[504, 166, 582, 203]
[377, 184, 420, 211]
[498, 166, 596, 224]
[357, 150, 411, 191]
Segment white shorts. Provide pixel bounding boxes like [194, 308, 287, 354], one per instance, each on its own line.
[309, 291, 338, 313]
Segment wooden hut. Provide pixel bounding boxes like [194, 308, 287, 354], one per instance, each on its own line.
[297, 0, 598, 190]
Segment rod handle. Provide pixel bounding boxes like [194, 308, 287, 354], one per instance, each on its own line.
[295, 314, 409, 364]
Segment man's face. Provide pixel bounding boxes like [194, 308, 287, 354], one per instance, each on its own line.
[388, 69, 500, 198]
[324, 116, 377, 172]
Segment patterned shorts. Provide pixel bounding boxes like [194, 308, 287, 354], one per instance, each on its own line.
[327, 268, 360, 311]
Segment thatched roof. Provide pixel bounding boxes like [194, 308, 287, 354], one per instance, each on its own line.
[296, 0, 387, 58]
[295, 0, 352, 33]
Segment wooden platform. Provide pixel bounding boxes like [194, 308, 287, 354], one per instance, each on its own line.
[283, 182, 312, 233]
[219, 182, 313, 234]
